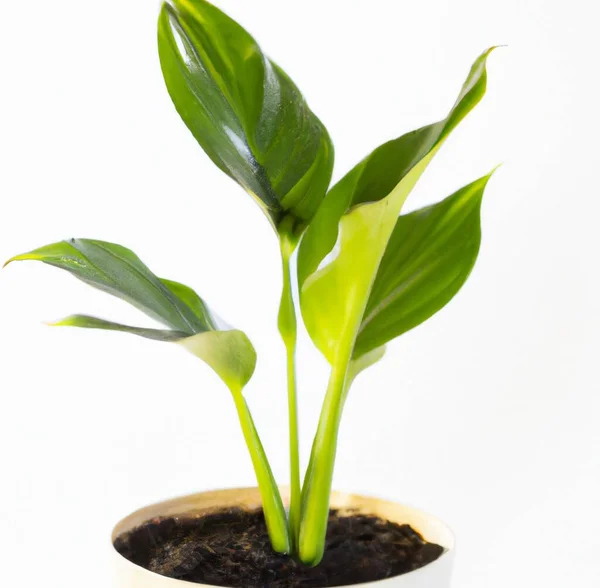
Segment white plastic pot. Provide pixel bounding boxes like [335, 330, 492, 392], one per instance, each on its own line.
[112, 488, 455, 588]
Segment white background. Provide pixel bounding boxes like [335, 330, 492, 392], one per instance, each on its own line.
[0, 0, 598, 586]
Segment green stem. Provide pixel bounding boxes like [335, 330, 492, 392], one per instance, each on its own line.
[298, 341, 353, 566]
[232, 389, 290, 554]
[285, 332, 301, 549]
[300, 364, 358, 518]
[278, 224, 301, 552]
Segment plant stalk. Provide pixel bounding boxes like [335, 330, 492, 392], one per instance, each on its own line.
[231, 389, 290, 554]
[298, 341, 353, 565]
[278, 226, 301, 552]
[285, 329, 301, 549]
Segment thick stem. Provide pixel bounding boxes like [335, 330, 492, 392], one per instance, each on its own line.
[278, 226, 301, 552]
[300, 366, 357, 518]
[298, 342, 353, 566]
[232, 389, 290, 554]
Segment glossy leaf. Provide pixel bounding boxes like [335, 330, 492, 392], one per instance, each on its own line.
[4, 238, 258, 389]
[298, 50, 496, 566]
[158, 0, 333, 231]
[354, 172, 494, 358]
[5, 239, 212, 335]
[5, 239, 289, 552]
[298, 48, 496, 364]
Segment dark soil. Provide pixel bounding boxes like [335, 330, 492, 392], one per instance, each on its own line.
[114, 508, 444, 587]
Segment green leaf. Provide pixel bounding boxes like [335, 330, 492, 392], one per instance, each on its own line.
[354, 172, 494, 358]
[5, 237, 290, 553]
[297, 49, 496, 566]
[50, 314, 257, 390]
[4, 238, 255, 387]
[298, 48, 496, 365]
[158, 0, 334, 231]
[5, 239, 212, 335]
[50, 314, 189, 341]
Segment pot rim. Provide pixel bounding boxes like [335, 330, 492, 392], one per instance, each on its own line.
[112, 487, 455, 587]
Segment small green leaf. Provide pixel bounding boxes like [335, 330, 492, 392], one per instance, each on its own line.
[5, 237, 290, 553]
[5, 238, 255, 387]
[5, 239, 212, 335]
[50, 315, 256, 390]
[50, 314, 188, 341]
[158, 0, 333, 231]
[354, 172, 494, 358]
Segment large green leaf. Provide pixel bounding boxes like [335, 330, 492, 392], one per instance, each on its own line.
[158, 0, 334, 232]
[297, 49, 496, 566]
[4, 238, 290, 552]
[354, 172, 494, 358]
[298, 48, 496, 365]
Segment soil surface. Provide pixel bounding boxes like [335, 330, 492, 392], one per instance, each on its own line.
[114, 508, 444, 587]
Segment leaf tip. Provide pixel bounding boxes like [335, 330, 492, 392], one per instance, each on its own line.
[2, 253, 32, 269]
[471, 164, 502, 198]
[45, 315, 79, 328]
[475, 45, 505, 70]
[485, 45, 507, 58]
[483, 163, 503, 185]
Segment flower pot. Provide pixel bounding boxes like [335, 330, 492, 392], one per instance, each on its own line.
[112, 488, 455, 588]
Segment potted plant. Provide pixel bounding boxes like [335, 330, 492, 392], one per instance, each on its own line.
[4, 1, 499, 586]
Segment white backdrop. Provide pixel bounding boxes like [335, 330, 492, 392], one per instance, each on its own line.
[0, 0, 598, 586]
